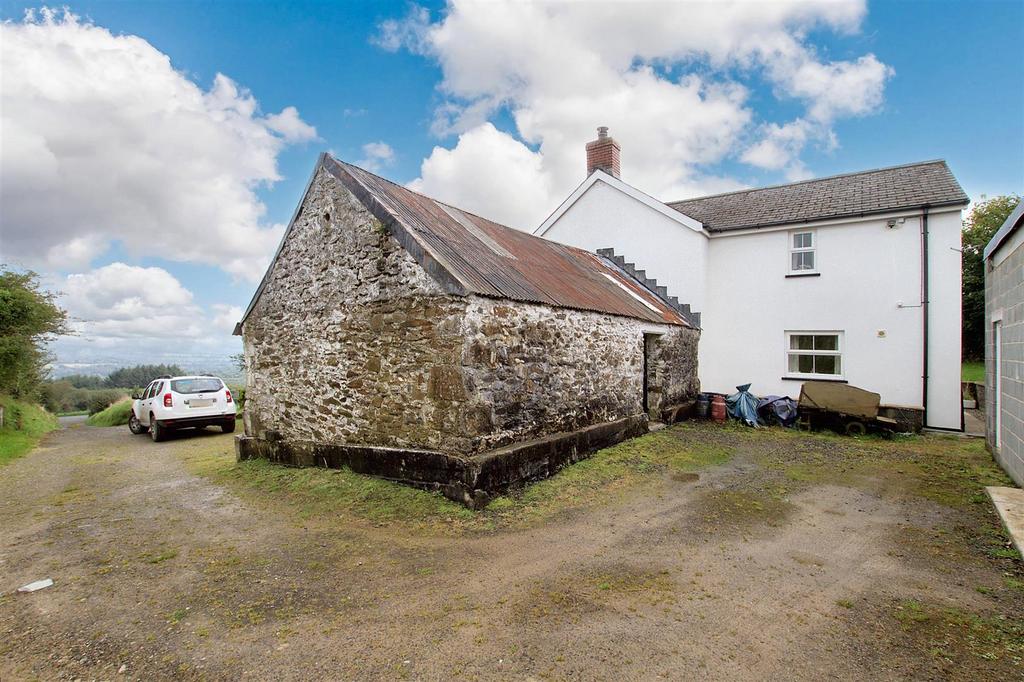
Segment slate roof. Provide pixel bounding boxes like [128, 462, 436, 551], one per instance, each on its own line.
[667, 160, 969, 232]
[238, 154, 692, 329]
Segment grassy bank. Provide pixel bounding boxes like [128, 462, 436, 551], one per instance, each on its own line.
[86, 398, 134, 426]
[0, 395, 59, 466]
[962, 361, 985, 383]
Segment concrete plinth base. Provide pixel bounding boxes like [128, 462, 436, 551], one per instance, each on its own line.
[986, 486, 1024, 557]
[235, 414, 649, 509]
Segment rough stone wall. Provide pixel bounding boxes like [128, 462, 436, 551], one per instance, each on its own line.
[243, 165, 701, 459]
[460, 297, 700, 452]
[243, 167, 474, 453]
[986, 240, 1024, 486]
[645, 328, 701, 417]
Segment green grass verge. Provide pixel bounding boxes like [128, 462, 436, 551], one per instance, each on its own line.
[86, 398, 134, 426]
[962, 361, 985, 383]
[0, 395, 59, 466]
[181, 427, 734, 532]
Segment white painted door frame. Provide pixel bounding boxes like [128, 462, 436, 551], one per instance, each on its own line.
[994, 320, 1002, 450]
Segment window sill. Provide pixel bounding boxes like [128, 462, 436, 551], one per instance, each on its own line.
[785, 272, 820, 278]
[781, 376, 847, 383]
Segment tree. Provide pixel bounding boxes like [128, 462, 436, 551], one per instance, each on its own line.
[61, 373, 106, 389]
[962, 195, 1020, 360]
[104, 364, 184, 388]
[0, 268, 69, 398]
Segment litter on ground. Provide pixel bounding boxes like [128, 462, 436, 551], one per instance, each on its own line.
[17, 578, 54, 593]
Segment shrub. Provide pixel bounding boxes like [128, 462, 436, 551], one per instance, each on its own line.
[86, 398, 134, 427]
[86, 389, 126, 415]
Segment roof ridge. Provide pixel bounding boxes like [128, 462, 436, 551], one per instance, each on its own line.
[333, 154, 598, 260]
[667, 159, 951, 206]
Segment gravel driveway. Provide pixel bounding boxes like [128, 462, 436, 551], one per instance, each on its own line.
[1, 420, 1020, 680]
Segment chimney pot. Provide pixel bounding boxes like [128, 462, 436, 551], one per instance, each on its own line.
[585, 126, 621, 179]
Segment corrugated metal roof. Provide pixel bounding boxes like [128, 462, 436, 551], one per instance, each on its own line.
[325, 156, 688, 327]
[668, 159, 969, 232]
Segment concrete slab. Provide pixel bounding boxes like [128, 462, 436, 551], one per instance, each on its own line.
[986, 486, 1024, 557]
[963, 408, 985, 438]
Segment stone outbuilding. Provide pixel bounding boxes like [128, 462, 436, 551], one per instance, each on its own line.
[984, 201, 1024, 486]
[234, 153, 700, 506]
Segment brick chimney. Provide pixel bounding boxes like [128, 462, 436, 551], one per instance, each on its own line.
[585, 126, 621, 178]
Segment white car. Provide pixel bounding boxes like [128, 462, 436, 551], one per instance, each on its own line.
[128, 375, 237, 442]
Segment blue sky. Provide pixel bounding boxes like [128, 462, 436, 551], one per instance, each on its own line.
[1, 0, 1021, 374]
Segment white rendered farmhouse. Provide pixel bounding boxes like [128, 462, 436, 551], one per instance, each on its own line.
[537, 128, 969, 431]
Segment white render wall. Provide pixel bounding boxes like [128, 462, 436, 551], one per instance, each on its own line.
[926, 209, 965, 430]
[540, 179, 964, 430]
[541, 180, 709, 312]
[702, 208, 962, 430]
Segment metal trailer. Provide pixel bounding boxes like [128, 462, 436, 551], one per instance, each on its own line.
[796, 381, 900, 437]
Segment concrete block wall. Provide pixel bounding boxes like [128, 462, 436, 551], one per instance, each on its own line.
[986, 237, 1024, 485]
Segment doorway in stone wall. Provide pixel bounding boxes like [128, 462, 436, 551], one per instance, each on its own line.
[643, 333, 661, 419]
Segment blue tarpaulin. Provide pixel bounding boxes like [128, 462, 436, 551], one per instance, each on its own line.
[725, 384, 760, 427]
[757, 395, 799, 427]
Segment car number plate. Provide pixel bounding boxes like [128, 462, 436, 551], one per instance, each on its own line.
[189, 398, 213, 408]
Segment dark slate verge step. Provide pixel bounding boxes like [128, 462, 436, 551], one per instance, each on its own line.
[595, 246, 701, 328]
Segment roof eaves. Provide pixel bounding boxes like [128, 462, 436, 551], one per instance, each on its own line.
[984, 200, 1024, 260]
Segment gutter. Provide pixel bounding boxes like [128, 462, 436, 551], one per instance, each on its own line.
[920, 207, 930, 429]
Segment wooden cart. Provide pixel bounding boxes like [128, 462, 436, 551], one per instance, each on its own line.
[797, 381, 900, 436]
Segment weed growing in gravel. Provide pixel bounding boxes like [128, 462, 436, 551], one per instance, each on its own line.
[893, 599, 1024, 666]
[144, 549, 178, 564]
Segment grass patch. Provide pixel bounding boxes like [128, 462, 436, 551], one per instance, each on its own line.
[505, 430, 734, 522]
[693, 489, 795, 528]
[757, 430, 1012, 512]
[184, 443, 475, 528]
[180, 425, 736, 532]
[86, 398, 133, 427]
[962, 361, 985, 383]
[893, 599, 1024, 666]
[143, 549, 178, 564]
[0, 394, 58, 465]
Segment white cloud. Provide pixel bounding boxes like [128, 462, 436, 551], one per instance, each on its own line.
[265, 106, 319, 143]
[211, 304, 244, 334]
[55, 263, 240, 366]
[357, 141, 397, 173]
[410, 123, 550, 229]
[378, 0, 892, 228]
[0, 8, 317, 281]
[61, 263, 202, 341]
[373, 5, 431, 53]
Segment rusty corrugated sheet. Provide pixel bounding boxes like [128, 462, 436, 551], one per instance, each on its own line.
[329, 158, 688, 327]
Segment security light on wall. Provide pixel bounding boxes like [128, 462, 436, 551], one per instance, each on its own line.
[886, 217, 906, 229]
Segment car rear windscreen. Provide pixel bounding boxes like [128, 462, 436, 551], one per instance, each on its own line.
[171, 378, 223, 394]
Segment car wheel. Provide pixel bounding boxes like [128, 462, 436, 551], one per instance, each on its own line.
[128, 413, 148, 435]
[150, 415, 166, 442]
[222, 418, 236, 434]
